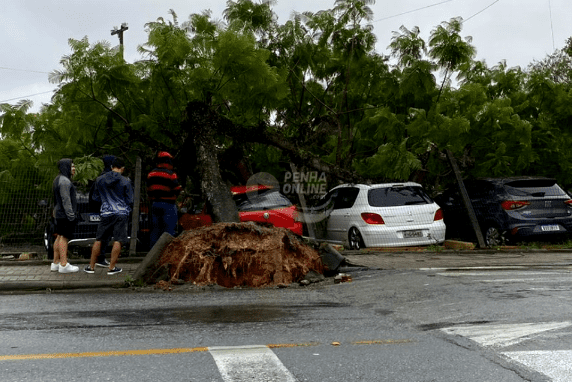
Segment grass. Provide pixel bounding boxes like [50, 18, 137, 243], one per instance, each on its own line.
[123, 274, 146, 288]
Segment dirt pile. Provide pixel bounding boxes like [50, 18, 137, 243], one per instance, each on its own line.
[155, 222, 324, 288]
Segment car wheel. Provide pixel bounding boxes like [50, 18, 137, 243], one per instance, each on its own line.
[44, 221, 55, 260]
[348, 227, 365, 250]
[484, 226, 503, 247]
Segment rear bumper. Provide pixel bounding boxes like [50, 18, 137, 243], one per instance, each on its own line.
[360, 221, 446, 248]
[507, 222, 572, 239]
[68, 236, 134, 248]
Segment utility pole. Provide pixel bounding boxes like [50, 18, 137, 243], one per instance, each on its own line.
[111, 22, 128, 58]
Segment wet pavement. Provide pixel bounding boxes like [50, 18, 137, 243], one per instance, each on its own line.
[2, 248, 572, 292]
[0, 258, 142, 292]
[342, 248, 572, 270]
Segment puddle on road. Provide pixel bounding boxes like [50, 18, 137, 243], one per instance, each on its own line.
[0, 302, 347, 330]
[171, 305, 287, 323]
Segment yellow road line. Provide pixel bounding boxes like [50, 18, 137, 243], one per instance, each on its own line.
[0, 347, 209, 361]
[0, 340, 413, 361]
[352, 339, 413, 345]
[267, 342, 319, 349]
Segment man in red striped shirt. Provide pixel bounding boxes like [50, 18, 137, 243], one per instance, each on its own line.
[146, 151, 182, 247]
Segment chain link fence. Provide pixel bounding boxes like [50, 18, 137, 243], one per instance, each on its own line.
[0, 161, 149, 257]
[0, 165, 54, 254]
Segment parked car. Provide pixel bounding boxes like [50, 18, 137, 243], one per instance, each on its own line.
[178, 185, 303, 236]
[44, 190, 150, 259]
[306, 183, 446, 249]
[435, 177, 572, 246]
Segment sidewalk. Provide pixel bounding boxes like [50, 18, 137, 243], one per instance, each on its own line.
[0, 258, 143, 292]
[342, 248, 572, 270]
[2, 248, 572, 292]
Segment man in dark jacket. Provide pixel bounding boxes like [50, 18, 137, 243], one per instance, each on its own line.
[51, 158, 80, 273]
[146, 151, 182, 247]
[84, 157, 133, 275]
[89, 155, 116, 267]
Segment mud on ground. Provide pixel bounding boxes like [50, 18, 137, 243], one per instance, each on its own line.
[153, 222, 324, 288]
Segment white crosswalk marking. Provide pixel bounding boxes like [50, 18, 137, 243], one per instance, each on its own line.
[441, 322, 572, 381]
[441, 321, 572, 347]
[502, 350, 572, 382]
[209, 345, 298, 382]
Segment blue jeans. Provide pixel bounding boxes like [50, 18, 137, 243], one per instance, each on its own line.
[150, 202, 178, 248]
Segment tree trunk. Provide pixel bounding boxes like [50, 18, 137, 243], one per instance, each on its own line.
[185, 101, 239, 223]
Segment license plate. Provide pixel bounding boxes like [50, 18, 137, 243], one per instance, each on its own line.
[403, 230, 422, 238]
[89, 214, 101, 222]
[541, 225, 560, 232]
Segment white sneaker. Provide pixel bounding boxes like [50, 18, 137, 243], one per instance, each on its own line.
[50, 262, 60, 272]
[58, 263, 79, 273]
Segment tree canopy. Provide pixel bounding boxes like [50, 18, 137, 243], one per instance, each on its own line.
[3, 0, 572, 216]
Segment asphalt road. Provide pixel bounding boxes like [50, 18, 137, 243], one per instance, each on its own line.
[3, 260, 572, 381]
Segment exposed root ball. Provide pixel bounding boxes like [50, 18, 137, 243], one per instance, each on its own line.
[158, 222, 324, 288]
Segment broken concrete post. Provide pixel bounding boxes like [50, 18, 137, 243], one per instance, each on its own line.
[303, 270, 325, 284]
[319, 243, 345, 272]
[132, 232, 174, 281]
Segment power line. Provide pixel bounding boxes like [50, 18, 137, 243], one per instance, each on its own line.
[0, 66, 51, 74]
[548, 0, 555, 50]
[0, 90, 54, 104]
[374, 0, 454, 22]
[463, 0, 500, 23]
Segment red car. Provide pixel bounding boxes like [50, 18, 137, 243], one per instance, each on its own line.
[179, 185, 303, 235]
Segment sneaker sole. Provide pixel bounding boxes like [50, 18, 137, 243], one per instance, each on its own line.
[59, 269, 79, 273]
[107, 270, 122, 275]
[95, 263, 109, 268]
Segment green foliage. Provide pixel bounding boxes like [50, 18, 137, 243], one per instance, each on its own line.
[73, 156, 104, 186]
[353, 139, 422, 180]
[2, 4, 572, 201]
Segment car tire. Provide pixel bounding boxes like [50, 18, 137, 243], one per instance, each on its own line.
[348, 227, 365, 250]
[483, 225, 503, 247]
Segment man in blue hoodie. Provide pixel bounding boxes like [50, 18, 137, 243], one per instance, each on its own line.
[51, 158, 80, 273]
[84, 157, 133, 275]
[89, 155, 115, 267]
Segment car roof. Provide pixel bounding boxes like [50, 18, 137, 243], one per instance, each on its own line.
[470, 176, 557, 185]
[331, 182, 423, 191]
[230, 184, 273, 195]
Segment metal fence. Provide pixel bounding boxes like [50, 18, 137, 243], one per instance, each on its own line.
[0, 165, 54, 254]
[0, 161, 149, 257]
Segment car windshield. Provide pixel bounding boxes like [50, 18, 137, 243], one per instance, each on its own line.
[368, 186, 433, 207]
[504, 179, 566, 197]
[234, 189, 292, 212]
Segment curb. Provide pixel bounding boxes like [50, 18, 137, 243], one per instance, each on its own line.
[0, 280, 128, 292]
[0, 257, 146, 267]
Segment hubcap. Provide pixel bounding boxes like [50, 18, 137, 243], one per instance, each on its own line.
[349, 229, 361, 250]
[485, 227, 502, 246]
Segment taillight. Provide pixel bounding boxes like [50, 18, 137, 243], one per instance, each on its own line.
[501, 200, 530, 210]
[434, 208, 443, 221]
[361, 212, 385, 224]
[565, 200, 572, 207]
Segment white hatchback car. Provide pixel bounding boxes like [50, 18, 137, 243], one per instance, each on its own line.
[309, 183, 446, 249]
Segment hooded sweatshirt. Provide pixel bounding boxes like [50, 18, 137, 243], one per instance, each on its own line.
[92, 170, 133, 217]
[89, 155, 116, 212]
[53, 159, 77, 221]
[101, 155, 116, 174]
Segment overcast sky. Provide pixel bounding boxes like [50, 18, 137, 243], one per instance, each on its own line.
[1, 0, 570, 113]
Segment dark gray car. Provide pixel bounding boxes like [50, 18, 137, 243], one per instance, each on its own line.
[436, 177, 572, 246]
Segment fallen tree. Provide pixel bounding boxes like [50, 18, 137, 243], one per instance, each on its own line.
[147, 222, 325, 288]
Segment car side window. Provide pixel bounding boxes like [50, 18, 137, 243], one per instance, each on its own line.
[333, 187, 359, 210]
[466, 181, 494, 200]
[313, 190, 337, 211]
[234, 190, 292, 212]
